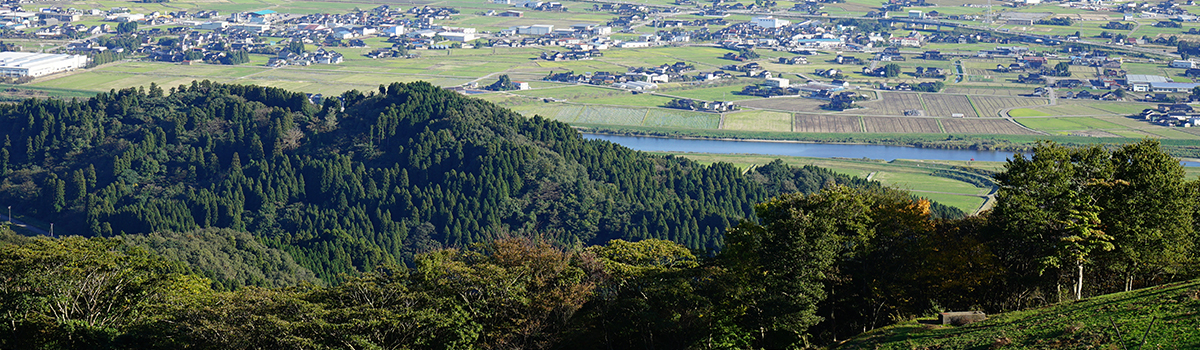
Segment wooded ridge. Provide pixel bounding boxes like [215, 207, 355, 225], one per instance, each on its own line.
[1, 81, 1196, 349]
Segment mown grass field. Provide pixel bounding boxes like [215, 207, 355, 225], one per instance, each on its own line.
[836, 279, 1200, 349]
[659, 152, 994, 214]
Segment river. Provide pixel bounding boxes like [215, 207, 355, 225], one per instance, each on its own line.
[582, 134, 1026, 162]
[583, 134, 1200, 167]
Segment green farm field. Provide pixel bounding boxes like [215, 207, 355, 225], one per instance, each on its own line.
[1014, 117, 1125, 131]
[722, 110, 792, 132]
[17, 0, 1200, 156]
[661, 152, 993, 214]
[1007, 108, 1050, 117]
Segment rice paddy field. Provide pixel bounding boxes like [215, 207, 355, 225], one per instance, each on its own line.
[941, 118, 1039, 135]
[722, 110, 793, 132]
[861, 117, 943, 134]
[921, 94, 978, 118]
[853, 93, 925, 116]
[793, 114, 862, 133]
[17, 0, 1200, 149]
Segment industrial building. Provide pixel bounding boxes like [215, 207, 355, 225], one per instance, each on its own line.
[751, 16, 790, 28]
[0, 52, 88, 78]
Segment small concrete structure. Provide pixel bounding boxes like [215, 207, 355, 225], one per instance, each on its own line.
[939, 311, 986, 326]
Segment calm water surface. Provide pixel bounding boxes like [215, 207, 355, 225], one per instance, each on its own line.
[582, 134, 1026, 162]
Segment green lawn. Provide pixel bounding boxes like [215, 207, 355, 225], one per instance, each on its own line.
[836, 279, 1200, 349]
[1016, 117, 1125, 131]
[1007, 108, 1051, 117]
[915, 193, 986, 213]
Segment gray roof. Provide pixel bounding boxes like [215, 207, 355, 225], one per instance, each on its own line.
[1126, 74, 1171, 84]
[1149, 82, 1200, 89]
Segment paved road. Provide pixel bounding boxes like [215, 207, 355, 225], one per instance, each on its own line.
[0, 212, 51, 236]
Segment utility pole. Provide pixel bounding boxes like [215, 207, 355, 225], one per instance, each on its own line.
[50, 223, 53, 237]
[6, 206, 9, 223]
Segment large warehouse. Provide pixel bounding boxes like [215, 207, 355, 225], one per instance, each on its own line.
[0, 52, 88, 78]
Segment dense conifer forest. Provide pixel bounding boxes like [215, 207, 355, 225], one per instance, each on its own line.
[2, 81, 1195, 349]
[0, 80, 957, 284]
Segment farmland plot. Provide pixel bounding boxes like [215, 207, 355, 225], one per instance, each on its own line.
[510, 105, 567, 119]
[723, 111, 793, 132]
[1018, 104, 1099, 116]
[735, 97, 826, 112]
[575, 106, 646, 125]
[862, 117, 942, 133]
[943, 87, 1029, 96]
[548, 105, 586, 122]
[794, 114, 862, 133]
[969, 96, 1048, 117]
[941, 118, 1040, 135]
[643, 109, 721, 129]
[855, 92, 923, 115]
[1083, 102, 1158, 115]
[921, 94, 979, 117]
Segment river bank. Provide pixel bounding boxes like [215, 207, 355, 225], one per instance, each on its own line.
[576, 124, 1200, 159]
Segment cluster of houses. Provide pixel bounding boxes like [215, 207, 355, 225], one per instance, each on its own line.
[664, 98, 737, 113]
[1140, 104, 1200, 127]
[365, 45, 408, 58]
[267, 48, 343, 67]
[497, 0, 567, 12]
[876, 81, 944, 92]
[0, 5, 155, 31]
[860, 62, 949, 78]
[741, 77, 850, 98]
[1113, 0, 1190, 17]
[539, 50, 600, 61]
[543, 62, 728, 87]
[146, 29, 262, 62]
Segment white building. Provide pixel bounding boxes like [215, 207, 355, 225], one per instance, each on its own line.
[229, 23, 270, 32]
[440, 32, 477, 42]
[908, 10, 922, 18]
[1127, 74, 1171, 92]
[1171, 60, 1197, 69]
[795, 38, 844, 48]
[113, 13, 144, 22]
[0, 52, 88, 77]
[613, 81, 657, 90]
[511, 25, 553, 35]
[751, 16, 790, 28]
[195, 21, 229, 30]
[765, 77, 790, 88]
[382, 25, 405, 36]
[528, 24, 553, 35]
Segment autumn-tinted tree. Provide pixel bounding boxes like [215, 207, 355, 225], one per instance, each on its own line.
[0, 236, 210, 348]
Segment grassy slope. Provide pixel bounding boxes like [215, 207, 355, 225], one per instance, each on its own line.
[835, 279, 1200, 349]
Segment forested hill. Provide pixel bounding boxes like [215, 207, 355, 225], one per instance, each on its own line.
[0, 81, 959, 282]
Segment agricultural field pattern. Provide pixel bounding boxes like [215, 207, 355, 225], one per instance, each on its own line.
[8, 0, 1200, 143]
